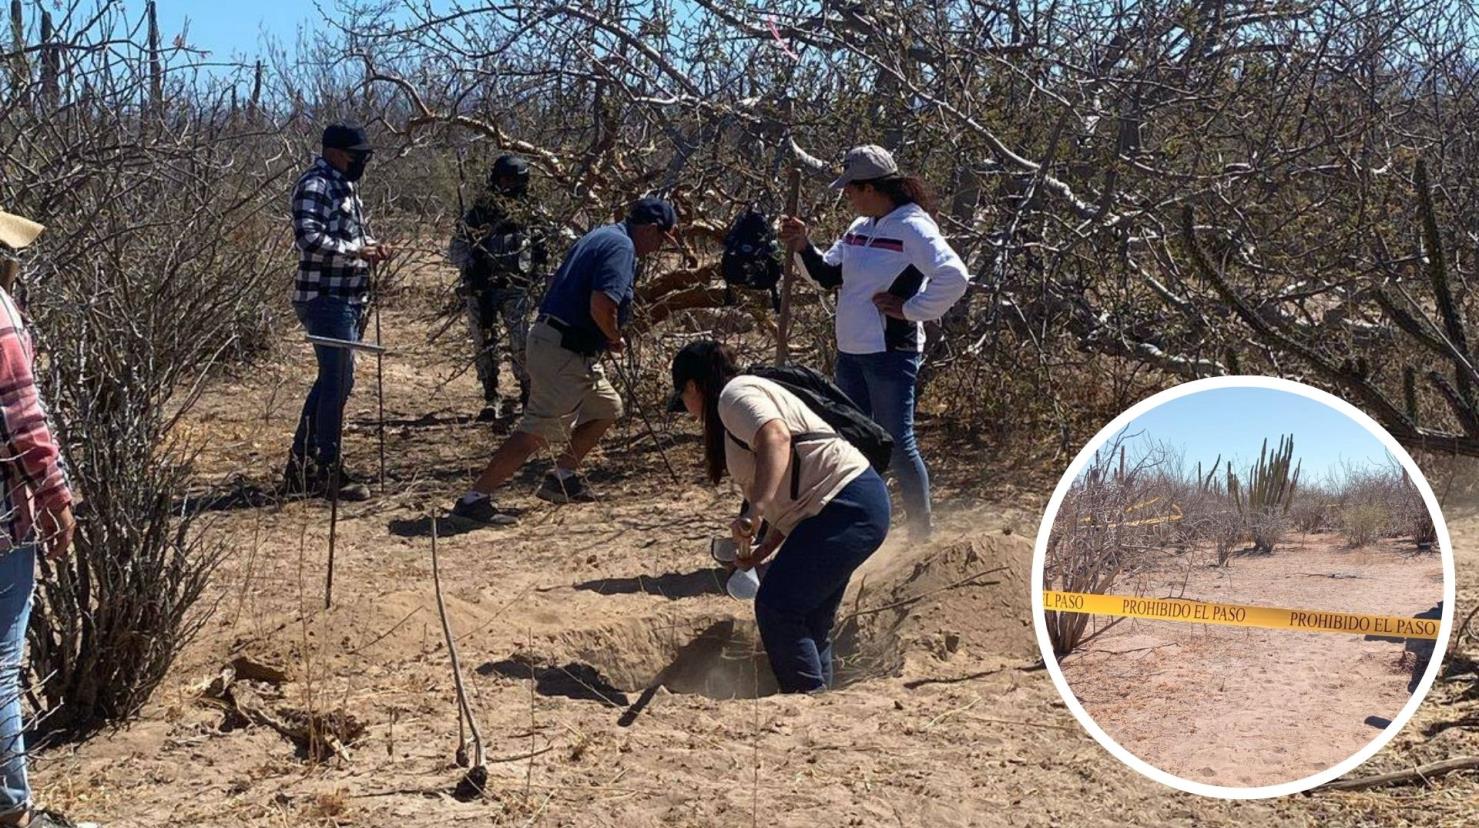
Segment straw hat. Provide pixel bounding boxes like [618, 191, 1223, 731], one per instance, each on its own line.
[0, 209, 44, 250]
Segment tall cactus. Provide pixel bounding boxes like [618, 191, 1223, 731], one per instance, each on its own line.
[147, 1, 163, 115]
[1196, 455, 1222, 493]
[39, 10, 57, 107]
[1226, 435, 1301, 553]
[8, 1, 25, 100]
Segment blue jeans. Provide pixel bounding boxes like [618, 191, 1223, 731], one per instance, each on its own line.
[291, 297, 364, 466]
[754, 471, 890, 693]
[0, 544, 35, 816]
[834, 350, 931, 533]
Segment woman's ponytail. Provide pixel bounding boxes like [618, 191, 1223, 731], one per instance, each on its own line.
[872, 175, 937, 217]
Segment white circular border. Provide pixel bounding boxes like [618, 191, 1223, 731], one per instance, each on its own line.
[1030, 375, 1457, 800]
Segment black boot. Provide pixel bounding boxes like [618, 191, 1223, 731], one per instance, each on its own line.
[321, 462, 372, 502]
[282, 453, 319, 496]
[496, 394, 523, 419]
[476, 368, 501, 421]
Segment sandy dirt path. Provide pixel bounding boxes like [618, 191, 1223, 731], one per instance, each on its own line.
[1061, 536, 1444, 788]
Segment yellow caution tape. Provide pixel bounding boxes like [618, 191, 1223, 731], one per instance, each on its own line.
[1043, 590, 1440, 639]
[1078, 502, 1184, 529]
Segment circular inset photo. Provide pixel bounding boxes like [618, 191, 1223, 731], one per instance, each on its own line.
[1031, 377, 1455, 799]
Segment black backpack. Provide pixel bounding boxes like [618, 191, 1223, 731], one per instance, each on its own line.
[725, 363, 894, 501]
[721, 209, 784, 310]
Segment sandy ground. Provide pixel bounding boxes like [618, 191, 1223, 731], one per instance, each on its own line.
[1060, 536, 1445, 788]
[22, 263, 1479, 826]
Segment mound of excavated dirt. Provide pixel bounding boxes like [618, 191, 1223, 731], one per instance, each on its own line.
[836, 532, 1038, 680]
[483, 530, 1038, 703]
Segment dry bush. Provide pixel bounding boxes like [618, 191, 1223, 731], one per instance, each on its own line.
[1044, 436, 1174, 657]
[1289, 489, 1338, 535]
[1332, 462, 1438, 551]
[1206, 511, 1245, 568]
[1246, 511, 1289, 556]
[1159, 453, 1249, 567]
[1340, 504, 1390, 549]
[1179, 498, 1245, 568]
[3, 4, 292, 732]
[1392, 470, 1440, 551]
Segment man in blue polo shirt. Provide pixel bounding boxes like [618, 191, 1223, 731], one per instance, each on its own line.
[448, 197, 677, 527]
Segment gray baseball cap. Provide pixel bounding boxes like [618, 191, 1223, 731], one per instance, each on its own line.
[829, 144, 900, 189]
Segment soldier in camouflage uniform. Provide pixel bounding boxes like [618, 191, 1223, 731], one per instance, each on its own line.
[449, 155, 550, 421]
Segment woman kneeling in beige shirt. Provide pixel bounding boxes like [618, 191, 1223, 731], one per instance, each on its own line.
[669, 340, 891, 693]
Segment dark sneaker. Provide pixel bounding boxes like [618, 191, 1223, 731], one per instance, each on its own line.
[535, 472, 596, 503]
[281, 454, 319, 496]
[28, 809, 99, 828]
[321, 465, 372, 502]
[476, 399, 501, 422]
[447, 496, 517, 529]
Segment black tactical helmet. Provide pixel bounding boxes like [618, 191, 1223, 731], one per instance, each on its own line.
[489, 154, 530, 196]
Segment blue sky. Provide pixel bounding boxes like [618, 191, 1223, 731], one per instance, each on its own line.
[124, 1, 462, 61]
[123, 0, 316, 60]
[1104, 387, 1398, 487]
[122, 1, 708, 62]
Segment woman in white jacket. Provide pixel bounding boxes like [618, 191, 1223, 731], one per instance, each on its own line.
[779, 145, 970, 541]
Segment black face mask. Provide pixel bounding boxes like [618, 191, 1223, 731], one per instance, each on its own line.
[343, 152, 371, 182]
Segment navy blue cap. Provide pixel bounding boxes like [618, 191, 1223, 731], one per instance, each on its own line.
[322, 123, 373, 152]
[627, 197, 677, 230]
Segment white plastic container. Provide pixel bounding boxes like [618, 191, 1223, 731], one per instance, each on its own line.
[726, 567, 761, 600]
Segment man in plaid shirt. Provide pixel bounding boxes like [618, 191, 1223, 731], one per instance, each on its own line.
[284, 123, 394, 502]
[0, 209, 85, 828]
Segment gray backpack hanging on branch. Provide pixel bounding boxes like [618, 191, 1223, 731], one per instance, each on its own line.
[721, 208, 784, 310]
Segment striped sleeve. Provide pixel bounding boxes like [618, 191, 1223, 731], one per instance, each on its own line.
[0, 304, 72, 513]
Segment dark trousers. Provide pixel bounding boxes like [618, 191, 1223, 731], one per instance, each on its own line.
[754, 470, 891, 693]
[291, 296, 362, 466]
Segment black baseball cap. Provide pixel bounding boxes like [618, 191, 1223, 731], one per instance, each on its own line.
[322, 123, 373, 153]
[628, 197, 677, 231]
[491, 154, 530, 178]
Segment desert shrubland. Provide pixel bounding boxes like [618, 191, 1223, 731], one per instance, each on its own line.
[1, 0, 1470, 729]
[1047, 432, 1440, 655]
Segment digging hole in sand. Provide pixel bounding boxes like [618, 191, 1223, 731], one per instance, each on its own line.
[479, 535, 1034, 702]
[482, 616, 903, 701]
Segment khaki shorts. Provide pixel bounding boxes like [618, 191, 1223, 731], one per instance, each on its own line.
[516, 320, 623, 443]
